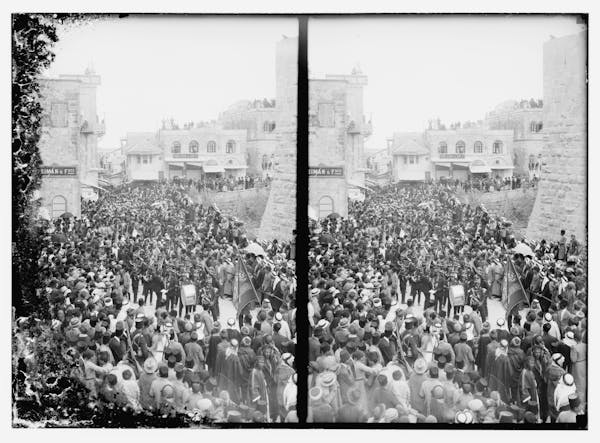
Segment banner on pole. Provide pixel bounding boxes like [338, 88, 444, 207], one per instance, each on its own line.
[502, 259, 529, 318]
[233, 259, 260, 314]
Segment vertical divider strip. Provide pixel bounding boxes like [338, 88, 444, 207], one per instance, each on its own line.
[295, 15, 309, 425]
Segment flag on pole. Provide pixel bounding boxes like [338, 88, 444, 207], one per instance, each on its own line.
[232, 257, 260, 315]
[502, 258, 530, 319]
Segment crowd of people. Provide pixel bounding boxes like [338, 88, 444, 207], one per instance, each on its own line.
[169, 175, 272, 193]
[308, 182, 586, 424]
[442, 174, 537, 193]
[27, 181, 297, 423]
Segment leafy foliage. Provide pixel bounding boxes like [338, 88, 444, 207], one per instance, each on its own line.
[12, 14, 59, 319]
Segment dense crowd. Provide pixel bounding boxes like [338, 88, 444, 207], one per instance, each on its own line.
[308, 182, 586, 424]
[25, 181, 297, 423]
[443, 175, 537, 193]
[170, 175, 272, 193]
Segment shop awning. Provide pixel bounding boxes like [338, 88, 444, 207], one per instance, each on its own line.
[80, 181, 106, 191]
[203, 165, 224, 173]
[185, 162, 204, 169]
[469, 164, 492, 174]
[224, 164, 248, 169]
[434, 163, 451, 168]
[452, 162, 470, 168]
[347, 180, 372, 191]
[167, 162, 185, 168]
[490, 165, 515, 169]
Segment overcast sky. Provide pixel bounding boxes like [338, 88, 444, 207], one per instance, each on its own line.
[45, 15, 297, 151]
[309, 15, 585, 152]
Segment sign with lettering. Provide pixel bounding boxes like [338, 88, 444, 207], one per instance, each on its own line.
[309, 167, 344, 177]
[41, 166, 77, 176]
[439, 153, 465, 159]
[173, 153, 199, 159]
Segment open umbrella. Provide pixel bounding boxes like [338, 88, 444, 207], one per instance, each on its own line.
[327, 212, 341, 219]
[244, 242, 266, 257]
[60, 212, 74, 219]
[512, 243, 534, 258]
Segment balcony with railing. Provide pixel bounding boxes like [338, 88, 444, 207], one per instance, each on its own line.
[80, 118, 106, 136]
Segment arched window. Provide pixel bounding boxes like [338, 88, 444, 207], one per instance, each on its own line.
[171, 141, 181, 154]
[530, 121, 537, 132]
[51, 195, 67, 219]
[270, 121, 276, 131]
[473, 141, 483, 154]
[207, 141, 217, 153]
[189, 140, 199, 153]
[456, 140, 466, 154]
[438, 142, 448, 154]
[318, 195, 334, 219]
[226, 140, 236, 154]
[537, 121, 543, 132]
[493, 140, 503, 154]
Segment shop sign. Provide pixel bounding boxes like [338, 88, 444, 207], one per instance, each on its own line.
[41, 166, 77, 176]
[309, 166, 344, 177]
[439, 153, 465, 159]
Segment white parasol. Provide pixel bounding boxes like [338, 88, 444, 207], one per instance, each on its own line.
[512, 242, 535, 258]
[244, 242, 266, 257]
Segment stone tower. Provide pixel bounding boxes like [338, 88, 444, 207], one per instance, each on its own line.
[258, 36, 298, 241]
[526, 31, 587, 243]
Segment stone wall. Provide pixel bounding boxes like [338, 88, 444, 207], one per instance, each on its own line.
[526, 32, 587, 243]
[258, 37, 297, 242]
[459, 187, 538, 237]
[189, 187, 270, 238]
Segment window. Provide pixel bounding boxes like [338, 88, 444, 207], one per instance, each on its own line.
[318, 103, 335, 127]
[51, 195, 67, 219]
[493, 140, 503, 154]
[263, 121, 276, 132]
[136, 155, 141, 164]
[403, 156, 407, 164]
[474, 141, 483, 153]
[142, 155, 149, 164]
[171, 141, 181, 154]
[50, 102, 68, 127]
[456, 140, 466, 154]
[438, 142, 448, 154]
[207, 141, 217, 153]
[226, 140, 236, 154]
[189, 140, 199, 153]
[409, 156, 415, 164]
[318, 196, 334, 219]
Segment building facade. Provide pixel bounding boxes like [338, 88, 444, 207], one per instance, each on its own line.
[122, 132, 163, 181]
[121, 126, 248, 182]
[160, 126, 248, 180]
[309, 68, 371, 218]
[485, 100, 545, 177]
[38, 70, 104, 218]
[387, 132, 430, 182]
[426, 128, 515, 181]
[219, 99, 278, 176]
